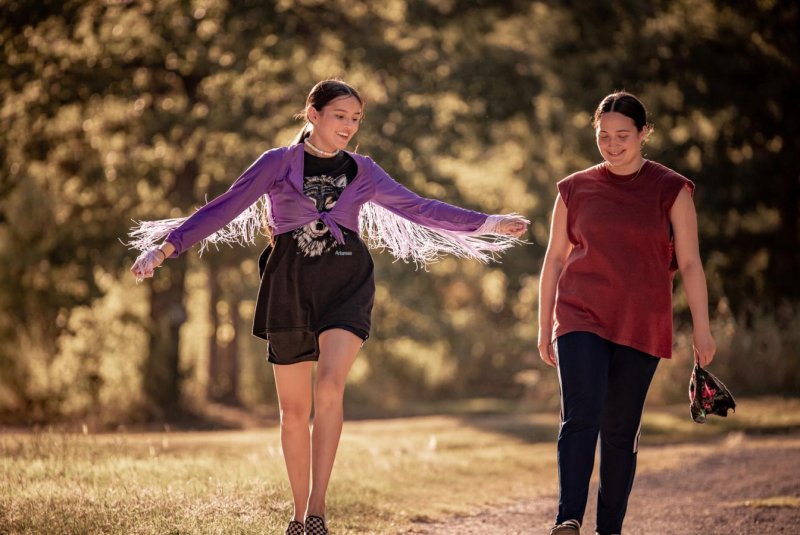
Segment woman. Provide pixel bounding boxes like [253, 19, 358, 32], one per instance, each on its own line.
[130, 79, 528, 535]
[537, 91, 715, 535]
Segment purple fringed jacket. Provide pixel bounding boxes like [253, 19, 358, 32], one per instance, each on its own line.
[130, 143, 518, 266]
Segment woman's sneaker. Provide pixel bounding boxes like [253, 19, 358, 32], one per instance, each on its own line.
[285, 520, 304, 535]
[304, 515, 328, 535]
[550, 519, 581, 534]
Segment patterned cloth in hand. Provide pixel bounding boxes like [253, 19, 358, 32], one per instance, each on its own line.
[689, 363, 736, 423]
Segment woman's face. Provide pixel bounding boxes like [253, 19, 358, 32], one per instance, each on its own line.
[595, 111, 645, 170]
[307, 96, 362, 152]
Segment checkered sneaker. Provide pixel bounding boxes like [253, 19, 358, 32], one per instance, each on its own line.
[304, 515, 328, 535]
[285, 520, 304, 535]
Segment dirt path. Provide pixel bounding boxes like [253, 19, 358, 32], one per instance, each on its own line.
[407, 432, 800, 534]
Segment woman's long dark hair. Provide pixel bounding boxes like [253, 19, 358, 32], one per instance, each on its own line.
[291, 79, 364, 145]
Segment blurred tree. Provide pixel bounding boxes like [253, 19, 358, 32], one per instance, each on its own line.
[0, 0, 147, 419]
[206, 260, 248, 405]
[549, 0, 799, 308]
[1, 0, 797, 422]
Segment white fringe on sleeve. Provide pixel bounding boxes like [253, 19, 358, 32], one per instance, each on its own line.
[127, 198, 524, 268]
[126, 196, 274, 257]
[358, 202, 525, 267]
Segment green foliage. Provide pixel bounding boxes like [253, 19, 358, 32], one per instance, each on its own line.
[0, 0, 797, 422]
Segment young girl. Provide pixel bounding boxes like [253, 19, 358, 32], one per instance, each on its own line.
[130, 79, 528, 535]
[537, 91, 715, 535]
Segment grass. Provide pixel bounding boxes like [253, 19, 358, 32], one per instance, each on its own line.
[1, 397, 799, 534]
[732, 496, 800, 509]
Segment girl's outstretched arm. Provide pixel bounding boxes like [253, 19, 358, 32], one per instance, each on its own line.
[128, 148, 286, 280]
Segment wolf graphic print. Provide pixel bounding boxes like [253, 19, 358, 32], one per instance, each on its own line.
[293, 173, 349, 257]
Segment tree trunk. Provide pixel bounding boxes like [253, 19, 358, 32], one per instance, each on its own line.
[143, 258, 187, 418]
[207, 262, 222, 401]
[207, 265, 241, 405]
[222, 289, 241, 405]
[142, 154, 198, 418]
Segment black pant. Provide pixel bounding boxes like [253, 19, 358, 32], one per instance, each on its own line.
[555, 331, 660, 535]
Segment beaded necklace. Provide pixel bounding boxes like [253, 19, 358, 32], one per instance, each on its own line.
[304, 138, 339, 158]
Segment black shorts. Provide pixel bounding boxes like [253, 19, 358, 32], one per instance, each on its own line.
[252, 230, 375, 354]
[267, 324, 369, 365]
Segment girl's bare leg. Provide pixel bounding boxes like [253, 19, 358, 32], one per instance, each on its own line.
[306, 329, 362, 518]
[273, 361, 314, 522]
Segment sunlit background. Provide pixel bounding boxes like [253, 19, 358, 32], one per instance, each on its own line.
[1, 0, 797, 426]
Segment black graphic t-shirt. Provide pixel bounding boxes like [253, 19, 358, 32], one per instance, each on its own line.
[252, 148, 375, 365]
[293, 151, 359, 256]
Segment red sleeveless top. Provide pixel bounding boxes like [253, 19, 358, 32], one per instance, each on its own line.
[553, 160, 694, 359]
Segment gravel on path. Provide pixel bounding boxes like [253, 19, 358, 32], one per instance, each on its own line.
[407, 432, 800, 535]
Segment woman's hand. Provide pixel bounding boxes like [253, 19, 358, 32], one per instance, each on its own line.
[538, 330, 557, 368]
[693, 329, 716, 367]
[495, 215, 529, 238]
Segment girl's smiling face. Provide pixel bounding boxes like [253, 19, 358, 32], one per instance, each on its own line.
[307, 96, 362, 153]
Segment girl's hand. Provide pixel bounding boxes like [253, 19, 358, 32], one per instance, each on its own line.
[130, 248, 167, 281]
[496, 215, 529, 238]
[693, 329, 716, 367]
